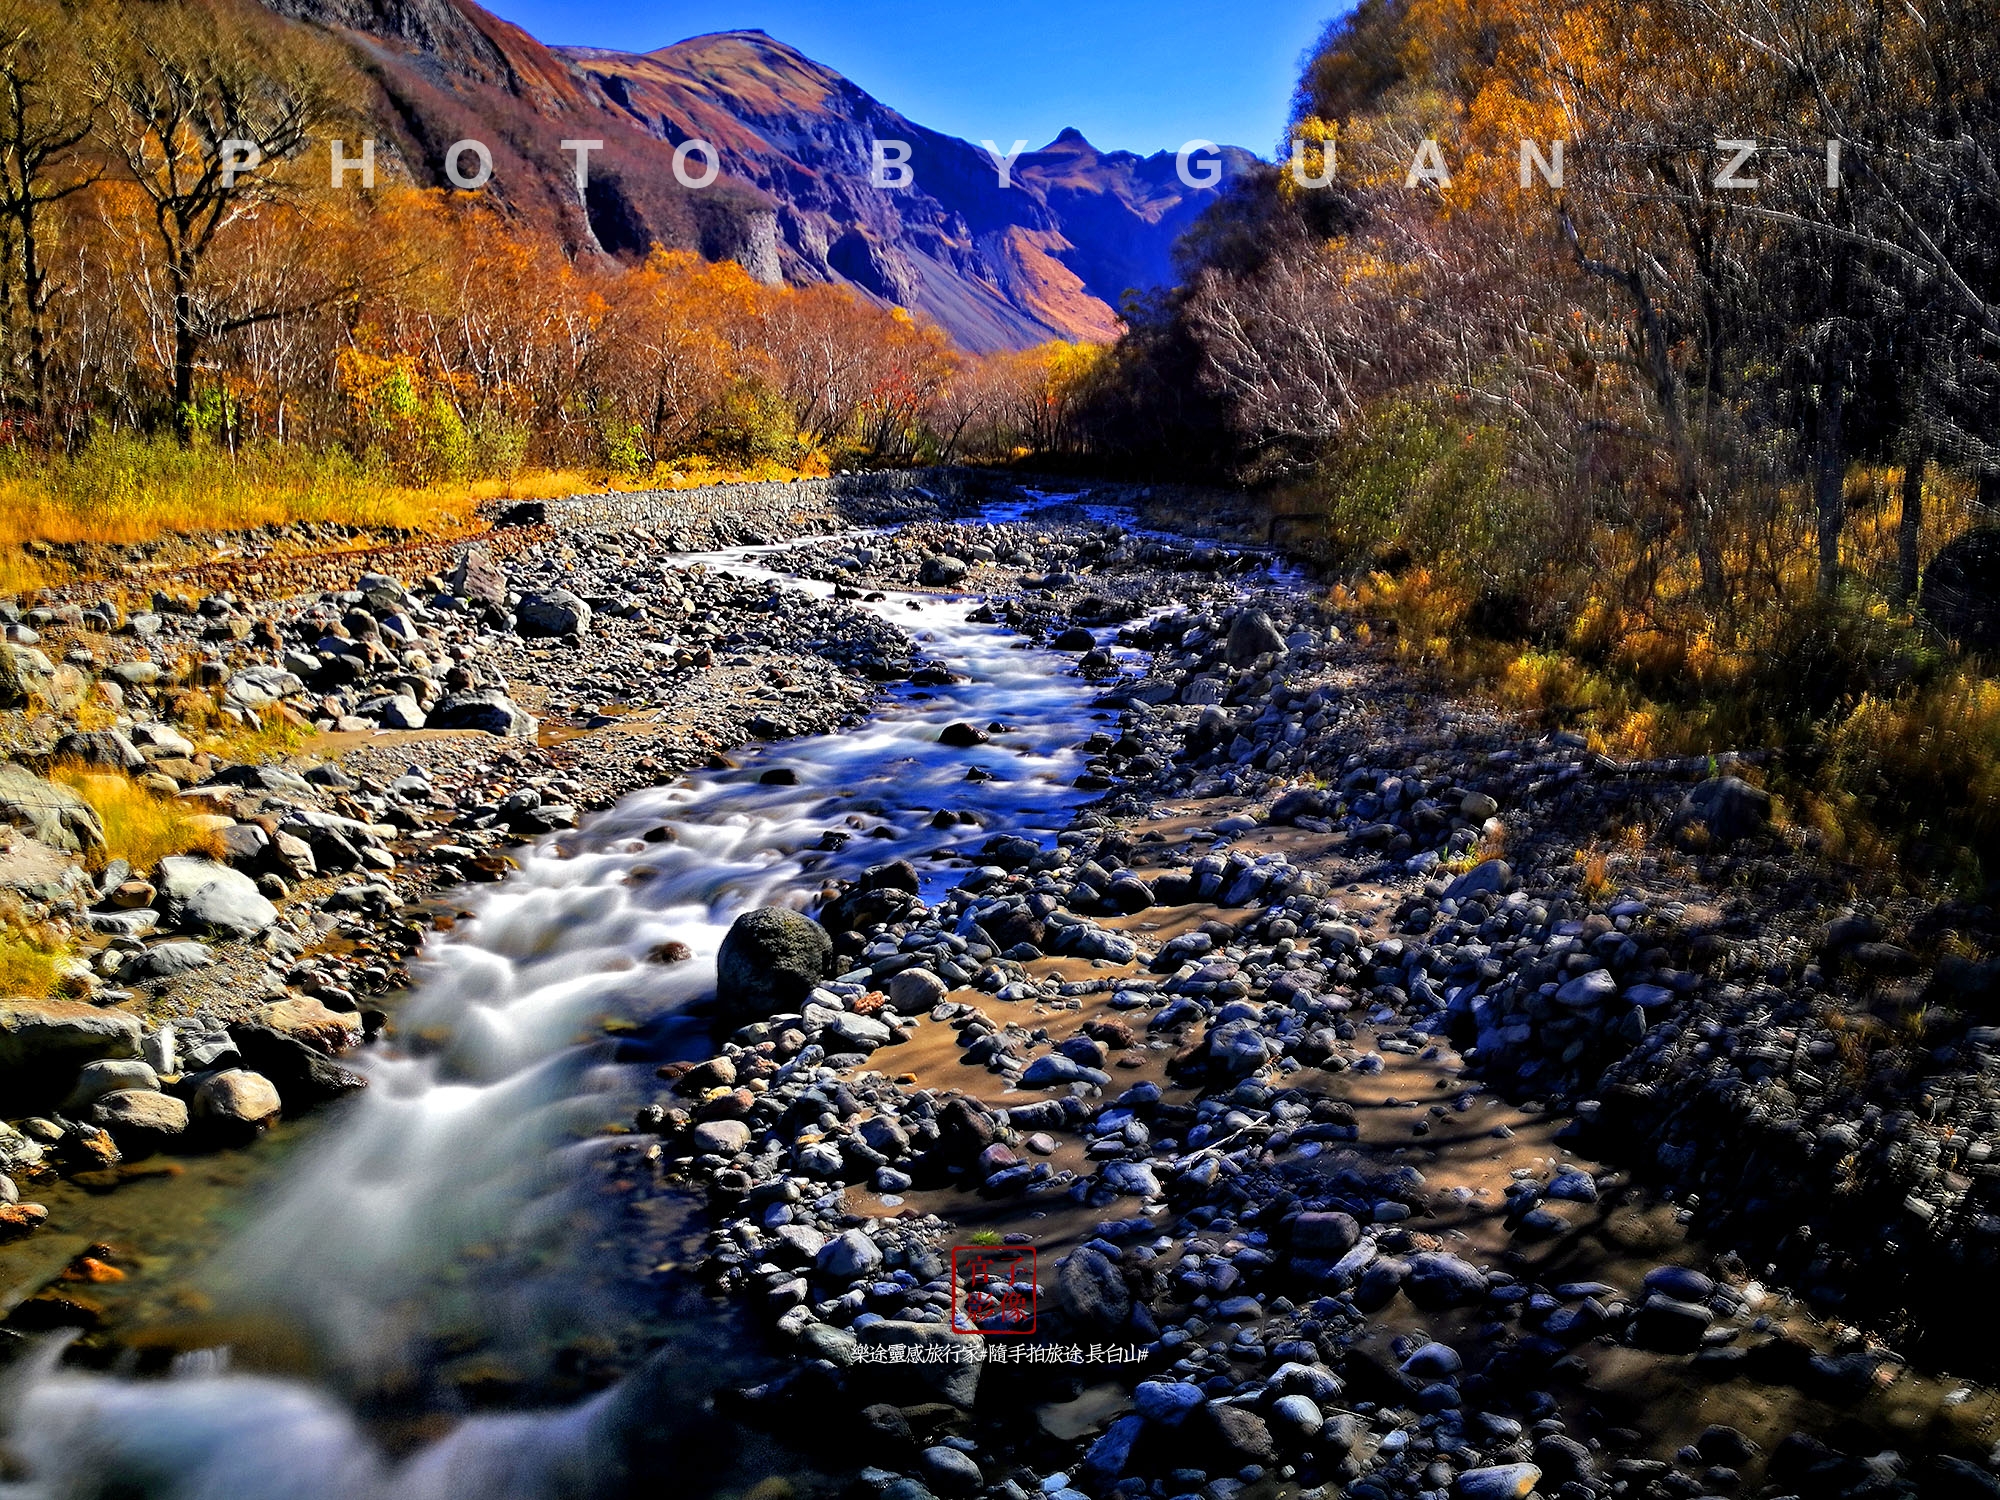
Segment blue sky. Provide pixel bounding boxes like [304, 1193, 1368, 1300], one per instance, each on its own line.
[482, 0, 1344, 158]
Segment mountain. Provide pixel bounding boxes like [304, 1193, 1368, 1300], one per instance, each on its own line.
[253, 1, 1254, 349]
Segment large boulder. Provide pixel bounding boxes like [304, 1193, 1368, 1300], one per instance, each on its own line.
[0, 764, 104, 854]
[429, 689, 538, 739]
[62, 1058, 160, 1113]
[715, 906, 831, 1021]
[157, 856, 278, 938]
[89, 1088, 189, 1139]
[448, 545, 508, 609]
[0, 1001, 141, 1079]
[1226, 609, 1288, 666]
[192, 1068, 283, 1131]
[919, 555, 970, 588]
[515, 589, 591, 638]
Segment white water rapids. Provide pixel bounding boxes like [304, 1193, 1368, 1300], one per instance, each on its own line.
[0, 522, 1248, 1500]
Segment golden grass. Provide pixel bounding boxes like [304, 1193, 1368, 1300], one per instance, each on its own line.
[50, 766, 225, 873]
[0, 926, 65, 999]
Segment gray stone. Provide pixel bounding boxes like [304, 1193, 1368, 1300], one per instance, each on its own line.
[120, 942, 217, 980]
[1457, 1465, 1542, 1500]
[62, 1058, 160, 1113]
[1054, 1246, 1130, 1331]
[0, 1001, 140, 1077]
[816, 1227, 884, 1280]
[919, 555, 969, 587]
[429, 689, 537, 739]
[888, 968, 949, 1009]
[192, 1069, 283, 1129]
[1442, 860, 1513, 901]
[89, 1089, 189, 1137]
[1555, 969, 1618, 1008]
[1226, 609, 1287, 666]
[0, 763, 105, 854]
[516, 589, 592, 637]
[1670, 775, 1772, 844]
[853, 1320, 985, 1405]
[1135, 1380, 1205, 1426]
[692, 1119, 751, 1155]
[918, 1447, 982, 1496]
[716, 906, 831, 1021]
[157, 856, 278, 938]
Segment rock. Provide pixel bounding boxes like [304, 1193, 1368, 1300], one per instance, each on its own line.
[1268, 1394, 1324, 1444]
[1054, 1246, 1130, 1331]
[1291, 1210, 1361, 1256]
[853, 1320, 985, 1405]
[53, 729, 144, 771]
[826, 1011, 893, 1052]
[938, 722, 989, 748]
[715, 907, 832, 1021]
[515, 589, 592, 637]
[815, 1227, 884, 1280]
[1051, 627, 1096, 651]
[1555, 969, 1618, 1008]
[1457, 1465, 1542, 1500]
[0, 641, 24, 709]
[0, 1123, 45, 1174]
[1442, 860, 1512, 901]
[919, 1447, 983, 1496]
[0, 763, 105, 854]
[1633, 1292, 1714, 1352]
[1642, 1265, 1716, 1302]
[448, 546, 508, 608]
[1460, 791, 1500, 820]
[919, 555, 969, 587]
[228, 1024, 367, 1104]
[62, 1059, 160, 1113]
[156, 856, 278, 938]
[0, 1001, 140, 1078]
[1135, 1380, 1206, 1426]
[192, 1069, 283, 1131]
[1226, 609, 1287, 666]
[429, 689, 537, 739]
[1405, 1252, 1488, 1308]
[256, 997, 362, 1054]
[119, 942, 216, 980]
[692, 1119, 750, 1155]
[0, 1202, 47, 1240]
[1083, 1415, 1144, 1486]
[89, 1089, 189, 1138]
[1669, 775, 1772, 845]
[1199, 1403, 1278, 1466]
[888, 968, 949, 1009]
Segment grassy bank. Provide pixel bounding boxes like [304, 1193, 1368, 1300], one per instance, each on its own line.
[0, 433, 829, 593]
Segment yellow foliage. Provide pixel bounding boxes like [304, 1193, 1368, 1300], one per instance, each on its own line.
[50, 767, 226, 873]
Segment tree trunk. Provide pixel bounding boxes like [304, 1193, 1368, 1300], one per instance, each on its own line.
[1897, 445, 1926, 605]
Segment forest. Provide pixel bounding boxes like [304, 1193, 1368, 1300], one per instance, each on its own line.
[1, 0, 1997, 877]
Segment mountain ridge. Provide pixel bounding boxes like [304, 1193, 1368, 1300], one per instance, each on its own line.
[254, 1, 1254, 348]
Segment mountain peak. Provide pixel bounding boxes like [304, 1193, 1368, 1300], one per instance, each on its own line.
[1051, 126, 1091, 147]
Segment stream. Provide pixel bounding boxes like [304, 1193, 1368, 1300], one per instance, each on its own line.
[0, 519, 1258, 1500]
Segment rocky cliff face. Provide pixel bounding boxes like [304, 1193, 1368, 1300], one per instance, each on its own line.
[256, 3, 1252, 348]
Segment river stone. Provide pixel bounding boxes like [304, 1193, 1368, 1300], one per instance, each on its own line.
[918, 555, 969, 587]
[89, 1089, 189, 1138]
[1555, 969, 1618, 1008]
[854, 1320, 985, 1405]
[53, 729, 144, 770]
[448, 546, 507, 608]
[815, 1227, 884, 1280]
[1292, 1210, 1361, 1256]
[919, 1446, 982, 1496]
[826, 1011, 893, 1052]
[692, 1119, 751, 1156]
[258, 997, 361, 1054]
[0, 1124, 44, 1174]
[193, 1069, 283, 1130]
[1199, 1403, 1278, 1466]
[888, 968, 949, 1009]
[429, 689, 538, 739]
[0, 1001, 140, 1077]
[1269, 1394, 1325, 1443]
[120, 942, 217, 981]
[1458, 1465, 1542, 1500]
[0, 764, 105, 854]
[0, 642, 24, 709]
[1054, 1245, 1131, 1332]
[1633, 1292, 1714, 1351]
[1442, 860, 1512, 902]
[515, 589, 592, 637]
[157, 856, 278, 938]
[1406, 1252, 1489, 1308]
[716, 906, 831, 1021]
[1135, 1380, 1205, 1426]
[1226, 608, 1287, 666]
[62, 1059, 160, 1113]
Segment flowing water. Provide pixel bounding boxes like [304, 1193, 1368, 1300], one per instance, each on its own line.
[0, 516, 1255, 1500]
